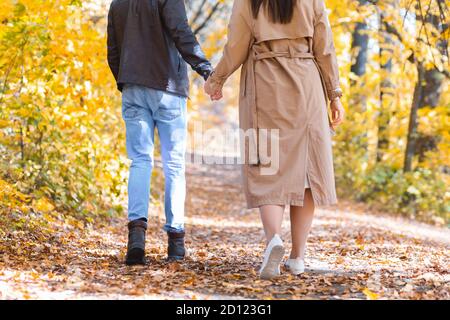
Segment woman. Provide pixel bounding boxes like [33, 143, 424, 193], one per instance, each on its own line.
[205, 0, 345, 279]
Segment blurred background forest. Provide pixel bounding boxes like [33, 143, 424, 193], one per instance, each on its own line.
[0, 0, 448, 232]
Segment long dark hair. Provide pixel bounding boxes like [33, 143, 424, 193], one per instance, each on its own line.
[251, 0, 296, 24]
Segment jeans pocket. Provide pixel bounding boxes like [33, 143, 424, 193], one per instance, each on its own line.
[122, 105, 139, 121]
[155, 95, 183, 121]
[122, 100, 144, 121]
[122, 86, 144, 120]
[122, 106, 139, 120]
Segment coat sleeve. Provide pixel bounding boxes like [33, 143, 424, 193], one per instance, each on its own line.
[208, 1, 253, 88]
[160, 0, 212, 80]
[312, 0, 342, 101]
[107, 4, 120, 82]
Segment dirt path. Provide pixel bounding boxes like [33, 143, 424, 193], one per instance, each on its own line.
[1, 163, 449, 300]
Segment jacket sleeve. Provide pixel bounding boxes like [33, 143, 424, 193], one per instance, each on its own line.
[208, 0, 253, 87]
[313, 0, 342, 101]
[107, 5, 120, 81]
[160, 0, 212, 80]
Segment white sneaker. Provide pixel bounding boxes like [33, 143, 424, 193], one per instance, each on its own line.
[285, 258, 305, 275]
[259, 234, 285, 280]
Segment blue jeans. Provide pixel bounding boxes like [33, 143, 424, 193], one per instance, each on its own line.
[122, 85, 187, 233]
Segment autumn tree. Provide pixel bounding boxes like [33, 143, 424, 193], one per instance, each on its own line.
[404, 0, 448, 172]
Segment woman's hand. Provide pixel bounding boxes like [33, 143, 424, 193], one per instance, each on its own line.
[204, 77, 223, 101]
[330, 98, 345, 129]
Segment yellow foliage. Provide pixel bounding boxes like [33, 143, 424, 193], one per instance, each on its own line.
[0, 0, 126, 218]
[33, 197, 55, 213]
[363, 288, 380, 300]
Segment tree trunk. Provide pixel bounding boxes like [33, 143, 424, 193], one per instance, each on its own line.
[407, 0, 446, 165]
[376, 2, 397, 163]
[370, 1, 447, 171]
[414, 67, 445, 162]
[350, 19, 369, 80]
[350, 0, 370, 96]
[349, 0, 370, 156]
[404, 61, 424, 172]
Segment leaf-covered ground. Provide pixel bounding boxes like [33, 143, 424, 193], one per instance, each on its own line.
[0, 163, 449, 300]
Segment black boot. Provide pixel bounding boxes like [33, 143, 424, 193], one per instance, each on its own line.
[167, 231, 186, 261]
[125, 219, 147, 265]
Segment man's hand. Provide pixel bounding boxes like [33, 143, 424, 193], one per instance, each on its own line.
[330, 98, 345, 129]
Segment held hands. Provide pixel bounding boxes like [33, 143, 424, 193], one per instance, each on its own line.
[330, 98, 345, 130]
[204, 76, 223, 101]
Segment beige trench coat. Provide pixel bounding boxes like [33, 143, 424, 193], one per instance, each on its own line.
[209, 0, 341, 209]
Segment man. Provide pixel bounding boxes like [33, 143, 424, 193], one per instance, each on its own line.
[107, 0, 212, 265]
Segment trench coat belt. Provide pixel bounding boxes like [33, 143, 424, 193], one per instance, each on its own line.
[244, 46, 334, 165]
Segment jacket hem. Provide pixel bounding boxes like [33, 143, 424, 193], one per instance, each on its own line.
[117, 81, 189, 97]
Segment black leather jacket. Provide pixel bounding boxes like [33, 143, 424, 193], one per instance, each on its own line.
[107, 0, 212, 96]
